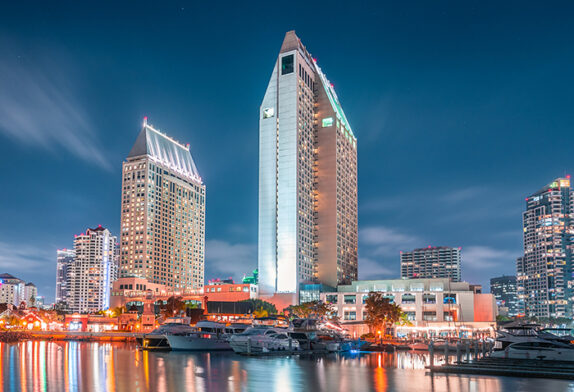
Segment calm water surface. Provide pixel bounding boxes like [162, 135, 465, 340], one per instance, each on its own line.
[1, 341, 574, 392]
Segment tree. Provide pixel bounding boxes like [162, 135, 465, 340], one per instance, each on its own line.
[364, 292, 404, 337]
[240, 299, 277, 315]
[163, 296, 186, 318]
[285, 301, 334, 320]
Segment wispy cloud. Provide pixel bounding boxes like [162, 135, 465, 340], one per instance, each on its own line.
[0, 241, 53, 275]
[358, 256, 397, 280]
[360, 226, 423, 256]
[462, 245, 520, 270]
[440, 186, 484, 203]
[0, 52, 111, 170]
[205, 239, 256, 281]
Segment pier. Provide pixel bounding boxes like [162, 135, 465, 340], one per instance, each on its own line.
[428, 357, 574, 380]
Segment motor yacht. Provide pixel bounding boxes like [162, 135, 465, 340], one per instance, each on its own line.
[167, 321, 249, 351]
[490, 341, 574, 361]
[137, 318, 194, 350]
[229, 327, 300, 353]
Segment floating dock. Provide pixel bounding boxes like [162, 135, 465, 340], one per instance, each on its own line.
[428, 358, 574, 380]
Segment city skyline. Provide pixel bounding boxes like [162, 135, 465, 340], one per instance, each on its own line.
[1, 3, 574, 302]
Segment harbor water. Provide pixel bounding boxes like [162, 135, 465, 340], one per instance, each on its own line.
[1, 341, 573, 392]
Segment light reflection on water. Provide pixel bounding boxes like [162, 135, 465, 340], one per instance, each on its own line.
[1, 341, 574, 392]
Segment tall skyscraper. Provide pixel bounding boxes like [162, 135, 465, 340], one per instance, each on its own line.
[68, 226, 117, 313]
[120, 119, 205, 290]
[519, 176, 573, 318]
[258, 31, 358, 295]
[490, 275, 519, 317]
[55, 248, 75, 305]
[400, 246, 462, 282]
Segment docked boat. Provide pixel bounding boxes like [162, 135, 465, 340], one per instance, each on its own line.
[229, 327, 300, 353]
[490, 341, 574, 361]
[137, 317, 194, 350]
[167, 321, 249, 351]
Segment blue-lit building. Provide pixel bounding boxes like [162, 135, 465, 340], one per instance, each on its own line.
[490, 275, 519, 317]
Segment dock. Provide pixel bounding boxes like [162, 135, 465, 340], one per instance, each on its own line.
[428, 358, 574, 380]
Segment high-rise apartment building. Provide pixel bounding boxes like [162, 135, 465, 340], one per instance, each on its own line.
[490, 275, 519, 317]
[120, 119, 205, 290]
[0, 273, 25, 306]
[68, 226, 117, 313]
[258, 31, 358, 295]
[55, 248, 75, 305]
[519, 177, 574, 318]
[400, 247, 462, 282]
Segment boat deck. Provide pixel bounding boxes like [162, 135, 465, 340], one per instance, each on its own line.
[428, 357, 574, 380]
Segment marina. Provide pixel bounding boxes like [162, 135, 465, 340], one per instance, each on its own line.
[2, 340, 574, 392]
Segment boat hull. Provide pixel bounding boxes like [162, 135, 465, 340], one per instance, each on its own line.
[167, 335, 232, 351]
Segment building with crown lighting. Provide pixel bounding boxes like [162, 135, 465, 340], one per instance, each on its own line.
[67, 226, 117, 313]
[55, 248, 75, 306]
[258, 31, 358, 297]
[120, 119, 205, 291]
[518, 176, 574, 318]
[400, 246, 462, 282]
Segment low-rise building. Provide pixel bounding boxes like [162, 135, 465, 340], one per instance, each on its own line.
[320, 278, 497, 337]
[204, 282, 258, 302]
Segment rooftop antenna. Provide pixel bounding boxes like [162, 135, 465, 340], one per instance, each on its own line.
[143, 116, 148, 127]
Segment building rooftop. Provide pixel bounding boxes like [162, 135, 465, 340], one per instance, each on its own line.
[0, 273, 21, 281]
[128, 118, 202, 184]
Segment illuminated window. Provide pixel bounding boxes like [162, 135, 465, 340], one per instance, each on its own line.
[263, 107, 274, 118]
[322, 117, 334, 127]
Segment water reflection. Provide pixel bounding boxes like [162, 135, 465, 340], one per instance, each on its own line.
[1, 342, 574, 391]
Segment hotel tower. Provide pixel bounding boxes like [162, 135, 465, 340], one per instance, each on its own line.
[120, 119, 206, 290]
[518, 176, 574, 318]
[258, 31, 358, 295]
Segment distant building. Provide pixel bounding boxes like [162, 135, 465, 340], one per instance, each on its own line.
[519, 177, 573, 318]
[120, 118, 206, 291]
[68, 226, 118, 313]
[258, 31, 358, 296]
[400, 246, 462, 282]
[0, 273, 25, 306]
[490, 275, 518, 317]
[321, 278, 497, 337]
[55, 248, 75, 306]
[23, 283, 37, 305]
[204, 282, 258, 302]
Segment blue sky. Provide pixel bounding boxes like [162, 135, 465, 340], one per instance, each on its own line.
[0, 1, 573, 302]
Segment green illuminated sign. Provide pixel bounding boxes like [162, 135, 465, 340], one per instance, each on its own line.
[322, 117, 334, 127]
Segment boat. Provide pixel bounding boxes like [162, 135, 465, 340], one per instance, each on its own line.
[409, 341, 429, 351]
[493, 324, 573, 351]
[137, 317, 194, 350]
[167, 321, 249, 351]
[229, 327, 300, 354]
[490, 341, 574, 361]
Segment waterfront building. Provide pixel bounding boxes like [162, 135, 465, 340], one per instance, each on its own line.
[0, 273, 25, 306]
[258, 31, 358, 297]
[519, 176, 574, 318]
[320, 278, 497, 337]
[400, 246, 462, 282]
[490, 275, 519, 317]
[109, 276, 204, 309]
[204, 281, 258, 302]
[68, 226, 117, 313]
[55, 248, 75, 306]
[120, 118, 206, 291]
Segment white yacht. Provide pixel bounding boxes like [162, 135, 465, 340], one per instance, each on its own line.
[229, 327, 300, 354]
[167, 321, 249, 351]
[491, 341, 574, 361]
[137, 317, 194, 350]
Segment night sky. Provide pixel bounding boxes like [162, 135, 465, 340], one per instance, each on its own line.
[1, 2, 573, 302]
